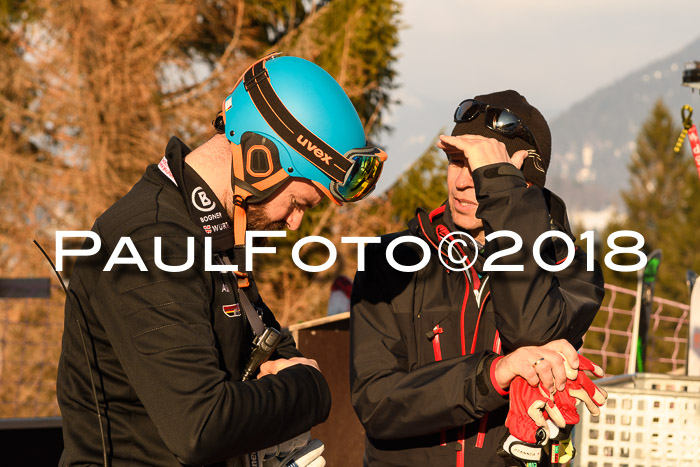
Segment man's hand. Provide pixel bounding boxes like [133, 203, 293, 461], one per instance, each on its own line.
[263, 439, 325, 467]
[437, 134, 529, 171]
[247, 434, 326, 467]
[257, 357, 321, 379]
[493, 339, 579, 393]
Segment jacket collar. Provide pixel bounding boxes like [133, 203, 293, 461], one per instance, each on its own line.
[157, 137, 235, 252]
[410, 202, 485, 272]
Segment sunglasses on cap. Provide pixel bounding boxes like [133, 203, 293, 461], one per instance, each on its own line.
[241, 53, 387, 203]
[453, 99, 540, 154]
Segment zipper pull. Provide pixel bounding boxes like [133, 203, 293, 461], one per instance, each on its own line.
[426, 324, 444, 340]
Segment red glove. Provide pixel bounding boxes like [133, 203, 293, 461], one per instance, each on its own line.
[505, 377, 565, 444]
[561, 354, 608, 416]
[552, 387, 580, 426]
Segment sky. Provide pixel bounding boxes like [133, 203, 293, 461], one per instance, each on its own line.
[375, 0, 700, 193]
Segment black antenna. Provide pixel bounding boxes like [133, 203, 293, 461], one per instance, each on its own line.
[33, 240, 109, 466]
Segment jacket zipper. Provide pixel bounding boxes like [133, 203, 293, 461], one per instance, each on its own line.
[470, 275, 492, 451]
[459, 271, 469, 357]
[428, 324, 447, 447]
[417, 217, 495, 460]
[459, 268, 480, 455]
[470, 291, 491, 355]
[429, 324, 444, 362]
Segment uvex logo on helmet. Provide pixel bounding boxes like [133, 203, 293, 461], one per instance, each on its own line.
[297, 134, 331, 165]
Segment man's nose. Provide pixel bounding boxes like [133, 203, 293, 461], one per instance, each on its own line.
[285, 209, 304, 231]
[456, 166, 474, 189]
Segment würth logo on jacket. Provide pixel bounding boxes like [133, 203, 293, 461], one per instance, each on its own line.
[297, 134, 331, 164]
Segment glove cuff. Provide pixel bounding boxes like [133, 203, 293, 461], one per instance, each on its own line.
[501, 434, 543, 463]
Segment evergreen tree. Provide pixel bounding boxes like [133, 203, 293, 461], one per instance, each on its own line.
[603, 99, 700, 302]
[599, 99, 700, 374]
[386, 137, 448, 225]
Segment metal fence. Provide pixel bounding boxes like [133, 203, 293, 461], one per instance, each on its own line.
[582, 284, 690, 376]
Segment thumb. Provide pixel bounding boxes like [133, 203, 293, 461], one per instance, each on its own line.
[544, 403, 566, 429]
[526, 399, 547, 427]
[569, 388, 601, 416]
[510, 149, 529, 170]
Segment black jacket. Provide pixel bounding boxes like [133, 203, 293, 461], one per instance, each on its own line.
[349, 163, 604, 466]
[57, 138, 331, 466]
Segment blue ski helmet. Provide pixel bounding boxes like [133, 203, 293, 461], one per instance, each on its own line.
[220, 54, 385, 205]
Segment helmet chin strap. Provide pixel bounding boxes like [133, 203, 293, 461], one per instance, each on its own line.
[229, 141, 252, 250]
[227, 141, 253, 289]
[228, 139, 292, 266]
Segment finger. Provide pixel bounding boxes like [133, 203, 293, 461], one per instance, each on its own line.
[527, 400, 547, 427]
[293, 357, 320, 372]
[442, 133, 495, 143]
[532, 357, 556, 392]
[580, 378, 608, 405]
[308, 359, 321, 371]
[510, 149, 528, 169]
[438, 134, 456, 144]
[545, 340, 579, 370]
[292, 439, 325, 467]
[578, 355, 604, 377]
[557, 352, 579, 380]
[545, 404, 566, 429]
[517, 360, 540, 387]
[593, 386, 608, 405]
[542, 352, 568, 391]
[569, 388, 601, 416]
[438, 135, 468, 152]
[258, 360, 275, 378]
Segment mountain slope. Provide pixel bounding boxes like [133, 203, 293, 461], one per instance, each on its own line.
[548, 37, 700, 212]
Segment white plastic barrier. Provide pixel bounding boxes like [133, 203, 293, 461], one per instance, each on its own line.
[573, 373, 700, 467]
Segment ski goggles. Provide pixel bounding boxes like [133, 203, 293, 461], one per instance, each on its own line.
[453, 99, 540, 153]
[331, 146, 387, 202]
[242, 54, 387, 203]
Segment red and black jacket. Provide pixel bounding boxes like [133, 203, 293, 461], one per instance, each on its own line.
[349, 162, 604, 466]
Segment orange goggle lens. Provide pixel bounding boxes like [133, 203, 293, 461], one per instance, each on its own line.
[331, 147, 386, 202]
